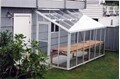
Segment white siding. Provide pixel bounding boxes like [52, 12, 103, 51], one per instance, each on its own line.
[80, 4, 103, 18]
[99, 16, 119, 27]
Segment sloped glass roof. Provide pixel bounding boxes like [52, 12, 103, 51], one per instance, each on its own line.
[37, 9, 105, 33]
[39, 9, 83, 29]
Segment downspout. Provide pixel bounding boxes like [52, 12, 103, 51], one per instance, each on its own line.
[36, 0, 38, 9]
[0, 0, 1, 32]
[84, 0, 87, 9]
[64, 0, 66, 9]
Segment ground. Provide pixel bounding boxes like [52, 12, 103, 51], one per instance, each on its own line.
[45, 52, 119, 79]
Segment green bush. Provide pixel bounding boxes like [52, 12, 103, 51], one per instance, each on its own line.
[0, 31, 49, 79]
[0, 31, 13, 47]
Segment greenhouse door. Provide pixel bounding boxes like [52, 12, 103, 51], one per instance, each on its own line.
[14, 14, 32, 43]
[38, 22, 51, 56]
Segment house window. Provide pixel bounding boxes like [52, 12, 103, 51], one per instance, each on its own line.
[93, 18, 98, 21]
[51, 23, 59, 32]
[111, 19, 113, 25]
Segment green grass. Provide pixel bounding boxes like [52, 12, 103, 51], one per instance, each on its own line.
[45, 52, 119, 79]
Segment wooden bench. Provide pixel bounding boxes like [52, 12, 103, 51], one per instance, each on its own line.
[51, 40, 103, 63]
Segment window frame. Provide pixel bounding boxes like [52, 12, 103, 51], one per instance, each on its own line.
[51, 22, 59, 33]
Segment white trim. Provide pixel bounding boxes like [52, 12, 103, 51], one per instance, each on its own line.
[89, 30, 92, 60]
[52, 65, 67, 70]
[36, 13, 39, 41]
[103, 29, 106, 54]
[57, 26, 60, 66]
[52, 54, 105, 70]
[94, 29, 97, 57]
[48, 22, 51, 56]
[82, 31, 86, 62]
[76, 32, 79, 65]
[99, 29, 102, 55]
[67, 33, 71, 69]
[37, 21, 51, 56]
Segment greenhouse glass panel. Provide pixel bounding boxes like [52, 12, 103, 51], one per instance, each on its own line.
[36, 10, 107, 70]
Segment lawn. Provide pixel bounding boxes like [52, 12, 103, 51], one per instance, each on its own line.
[45, 52, 119, 79]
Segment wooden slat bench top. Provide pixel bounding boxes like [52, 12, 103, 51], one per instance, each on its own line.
[52, 40, 103, 54]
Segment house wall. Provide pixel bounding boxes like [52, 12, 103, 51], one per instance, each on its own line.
[80, 4, 103, 18]
[80, 0, 104, 18]
[1, 7, 36, 40]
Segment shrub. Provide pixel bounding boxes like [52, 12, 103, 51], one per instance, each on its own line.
[0, 31, 49, 79]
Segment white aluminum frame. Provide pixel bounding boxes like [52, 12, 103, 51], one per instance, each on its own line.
[99, 29, 102, 55]
[89, 30, 92, 60]
[103, 29, 106, 54]
[94, 29, 97, 57]
[57, 26, 60, 66]
[36, 11, 106, 70]
[36, 13, 39, 41]
[67, 33, 71, 70]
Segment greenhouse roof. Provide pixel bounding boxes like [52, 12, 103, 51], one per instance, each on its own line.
[69, 15, 105, 33]
[36, 10, 106, 33]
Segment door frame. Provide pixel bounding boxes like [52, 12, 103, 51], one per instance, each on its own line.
[37, 22, 51, 56]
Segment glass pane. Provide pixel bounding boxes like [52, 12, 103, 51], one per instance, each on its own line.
[39, 9, 83, 31]
[51, 23, 54, 32]
[50, 28, 67, 69]
[56, 21, 71, 29]
[55, 25, 59, 32]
